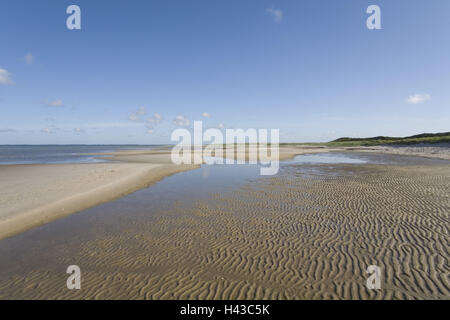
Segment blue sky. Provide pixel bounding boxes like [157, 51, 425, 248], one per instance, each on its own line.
[0, 0, 449, 144]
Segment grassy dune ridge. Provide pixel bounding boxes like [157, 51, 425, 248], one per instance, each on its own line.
[290, 132, 450, 147]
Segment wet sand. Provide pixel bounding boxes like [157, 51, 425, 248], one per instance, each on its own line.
[0, 145, 332, 240]
[344, 143, 450, 161]
[0, 153, 448, 299]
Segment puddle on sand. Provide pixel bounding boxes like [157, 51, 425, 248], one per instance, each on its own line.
[285, 153, 367, 165]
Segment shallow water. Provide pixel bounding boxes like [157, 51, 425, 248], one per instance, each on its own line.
[288, 151, 449, 166]
[0, 145, 163, 165]
[285, 153, 368, 164]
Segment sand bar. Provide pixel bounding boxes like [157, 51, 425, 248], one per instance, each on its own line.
[0, 152, 198, 240]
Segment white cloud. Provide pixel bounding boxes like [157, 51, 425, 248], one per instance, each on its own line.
[405, 93, 431, 104]
[0, 128, 16, 133]
[74, 128, 85, 134]
[266, 8, 283, 22]
[202, 112, 210, 118]
[147, 112, 162, 124]
[128, 106, 146, 121]
[41, 127, 57, 134]
[0, 68, 14, 85]
[46, 99, 64, 107]
[136, 106, 146, 115]
[145, 112, 163, 133]
[25, 53, 34, 65]
[173, 115, 190, 127]
[154, 112, 162, 122]
[128, 114, 139, 121]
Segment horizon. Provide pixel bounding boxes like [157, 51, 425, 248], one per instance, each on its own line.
[0, 129, 448, 146]
[1, 0, 450, 144]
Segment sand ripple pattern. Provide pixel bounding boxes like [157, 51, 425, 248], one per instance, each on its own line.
[0, 164, 449, 299]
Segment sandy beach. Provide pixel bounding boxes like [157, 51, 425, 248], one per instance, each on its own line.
[0, 145, 336, 240]
[0, 147, 448, 299]
[0, 154, 198, 240]
[0, 145, 448, 241]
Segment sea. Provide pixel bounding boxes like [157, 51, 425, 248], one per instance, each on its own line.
[0, 145, 163, 165]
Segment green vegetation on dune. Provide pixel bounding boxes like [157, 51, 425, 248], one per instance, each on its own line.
[220, 132, 450, 148]
[324, 132, 450, 147]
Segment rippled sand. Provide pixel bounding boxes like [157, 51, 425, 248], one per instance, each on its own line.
[0, 162, 448, 299]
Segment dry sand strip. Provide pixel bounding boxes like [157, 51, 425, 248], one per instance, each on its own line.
[101, 145, 337, 163]
[0, 162, 198, 240]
